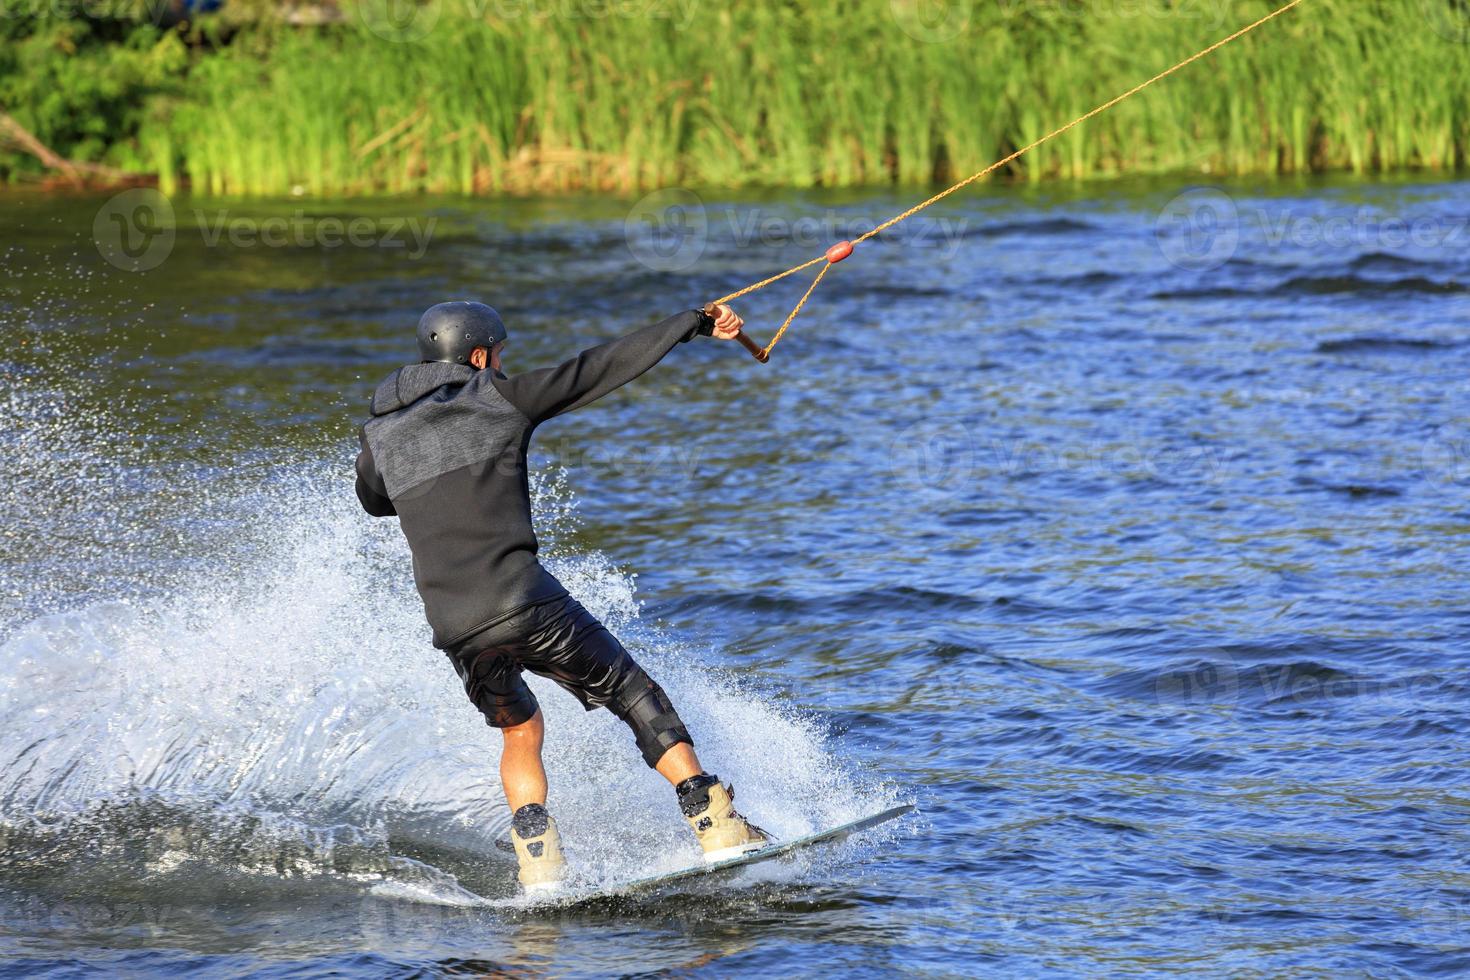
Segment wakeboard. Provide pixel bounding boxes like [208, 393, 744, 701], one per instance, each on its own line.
[526, 803, 914, 907]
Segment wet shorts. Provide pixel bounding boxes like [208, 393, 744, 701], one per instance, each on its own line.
[444, 593, 645, 729]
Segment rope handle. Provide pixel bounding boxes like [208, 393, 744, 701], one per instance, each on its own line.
[704, 302, 769, 362]
[706, 241, 853, 364]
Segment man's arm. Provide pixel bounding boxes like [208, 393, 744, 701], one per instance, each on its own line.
[355, 430, 397, 517]
[491, 308, 727, 424]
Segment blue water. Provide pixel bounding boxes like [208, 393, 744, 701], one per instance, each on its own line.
[2, 177, 1469, 976]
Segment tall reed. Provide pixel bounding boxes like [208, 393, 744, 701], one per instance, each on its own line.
[137, 0, 1466, 195]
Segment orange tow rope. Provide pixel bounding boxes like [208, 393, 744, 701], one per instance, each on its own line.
[713, 0, 1311, 362]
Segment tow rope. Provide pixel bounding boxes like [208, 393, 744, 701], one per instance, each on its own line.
[709, 0, 1310, 363]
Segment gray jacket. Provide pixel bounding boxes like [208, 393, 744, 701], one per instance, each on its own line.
[355, 310, 711, 648]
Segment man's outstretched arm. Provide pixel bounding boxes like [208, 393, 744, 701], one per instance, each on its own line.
[492, 306, 744, 424]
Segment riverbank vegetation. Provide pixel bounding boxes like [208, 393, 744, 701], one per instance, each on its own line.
[1, 0, 1464, 195]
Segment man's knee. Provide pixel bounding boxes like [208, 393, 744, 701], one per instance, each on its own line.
[608, 669, 691, 769]
[501, 708, 544, 750]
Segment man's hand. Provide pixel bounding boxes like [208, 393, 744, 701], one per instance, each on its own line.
[707, 304, 744, 341]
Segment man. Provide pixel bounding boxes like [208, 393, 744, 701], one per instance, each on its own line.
[354, 300, 770, 892]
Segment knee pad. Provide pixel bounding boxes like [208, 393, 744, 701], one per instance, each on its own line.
[609, 669, 691, 769]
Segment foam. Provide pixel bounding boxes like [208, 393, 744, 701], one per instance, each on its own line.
[0, 358, 893, 902]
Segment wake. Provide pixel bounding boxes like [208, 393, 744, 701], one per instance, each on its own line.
[0, 354, 893, 904]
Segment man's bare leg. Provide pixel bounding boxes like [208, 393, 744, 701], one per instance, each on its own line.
[500, 709, 548, 812]
[501, 709, 565, 890]
[654, 741, 703, 786]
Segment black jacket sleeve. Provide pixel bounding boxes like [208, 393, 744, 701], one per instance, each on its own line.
[355, 430, 397, 517]
[491, 310, 711, 424]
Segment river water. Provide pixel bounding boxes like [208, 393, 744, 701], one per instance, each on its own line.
[1, 178, 1468, 976]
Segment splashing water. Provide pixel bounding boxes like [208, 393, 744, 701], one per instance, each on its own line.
[0, 329, 894, 907]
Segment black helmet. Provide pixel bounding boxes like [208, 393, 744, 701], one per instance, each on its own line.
[416, 301, 507, 365]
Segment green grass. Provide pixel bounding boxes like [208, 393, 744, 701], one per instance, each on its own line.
[3, 0, 1466, 194]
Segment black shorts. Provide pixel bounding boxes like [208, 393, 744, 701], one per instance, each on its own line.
[444, 593, 642, 728]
